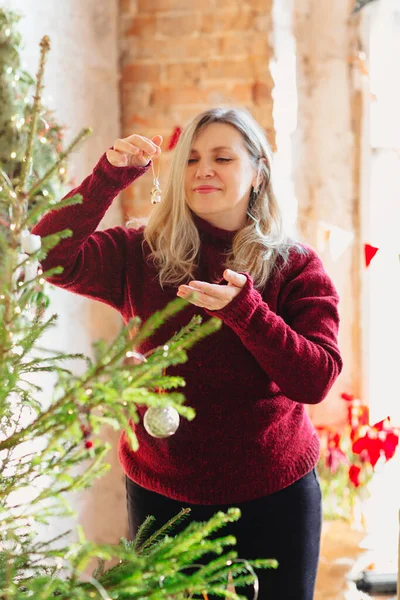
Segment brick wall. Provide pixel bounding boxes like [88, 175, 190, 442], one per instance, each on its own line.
[119, 0, 275, 219]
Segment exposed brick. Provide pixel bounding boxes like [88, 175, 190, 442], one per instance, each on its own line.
[156, 13, 202, 36]
[168, 105, 212, 126]
[162, 62, 203, 84]
[124, 15, 157, 37]
[119, 0, 133, 15]
[150, 85, 208, 107]
[122, 83, 153, 111]
[252, 81, 272, 105]
[203, 58, 254, 80]
[150, 82, 254, 108]
[200, 9, 270, 34]
[137, 0, 213, 12]
[251, 0, 274, 10]
[216, 32, 271, 58]
[122, 62, 161, 83]
[123, 113, 170, 130]
[230, 83, 254, 103]
[120, 0, 275, 219]
[199, 0, 272, 10]
[128, 35, 220, 61]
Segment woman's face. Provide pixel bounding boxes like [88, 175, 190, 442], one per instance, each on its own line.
[184, 123, 258, 230]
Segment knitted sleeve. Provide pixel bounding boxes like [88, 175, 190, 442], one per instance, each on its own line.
[207, 247, 343, 405]
[32, 153, 150, 311]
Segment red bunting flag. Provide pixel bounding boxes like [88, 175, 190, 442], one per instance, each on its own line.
[167, 126, 182, 150]
[364, 243, 379, 267]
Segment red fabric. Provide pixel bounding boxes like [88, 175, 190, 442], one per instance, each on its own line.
[33, 153, 343, 504]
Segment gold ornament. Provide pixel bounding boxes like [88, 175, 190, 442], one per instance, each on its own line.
[150, 155, 161, 205]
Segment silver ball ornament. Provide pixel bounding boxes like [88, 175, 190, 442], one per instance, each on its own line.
[143, 406, 180, 438]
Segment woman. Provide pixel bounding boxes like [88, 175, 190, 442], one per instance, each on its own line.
[33, 107, 342, 599]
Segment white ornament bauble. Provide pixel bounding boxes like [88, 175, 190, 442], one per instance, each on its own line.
[143, 406, 180, 438]
[24, 259, 39, 282]
[20, 229, 42, 254]
[13, 253, 29, 286]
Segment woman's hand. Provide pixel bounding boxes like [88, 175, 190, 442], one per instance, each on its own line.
[177, 269, 247, 311]
[106, 134, 163, 168]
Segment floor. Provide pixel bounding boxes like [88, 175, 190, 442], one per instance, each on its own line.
[315, 519, 397, 600]
[315, 454, 399, 600]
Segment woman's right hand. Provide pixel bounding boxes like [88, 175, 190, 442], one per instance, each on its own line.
[106, 134, 163, 168]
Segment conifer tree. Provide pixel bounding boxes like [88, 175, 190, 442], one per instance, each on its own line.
[0, 10, 277, 598]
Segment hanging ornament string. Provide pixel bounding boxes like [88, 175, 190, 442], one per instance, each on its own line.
[149, 155, 161, 205]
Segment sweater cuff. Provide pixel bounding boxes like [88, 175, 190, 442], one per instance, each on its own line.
[205, 273, 266, 329]
[94, 151, 151, 190]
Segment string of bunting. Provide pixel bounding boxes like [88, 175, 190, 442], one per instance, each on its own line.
[316, 221, 388, 268]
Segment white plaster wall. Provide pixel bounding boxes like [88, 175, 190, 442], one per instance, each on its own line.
[293, 0, 357, 426]
[4, 0, 128, 544]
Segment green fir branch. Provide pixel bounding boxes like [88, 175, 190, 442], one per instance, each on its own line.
[137, 508, 192, 556]
[18, 36, 50, 194]
[131, 516, 157, 554]
[25, 128, 91, 204]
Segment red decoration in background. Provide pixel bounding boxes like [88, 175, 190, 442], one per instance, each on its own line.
[349, 465, 362, 487]
[352, 417, 399, 466]
[167, 126, 182, 150]
[317, 392, 399, 489]
[364, 243, 379, 267]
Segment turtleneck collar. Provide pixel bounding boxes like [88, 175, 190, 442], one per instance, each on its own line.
[192, 213, 238, 246]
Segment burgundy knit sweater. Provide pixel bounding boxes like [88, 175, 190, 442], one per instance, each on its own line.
[32, 153, 342, 505]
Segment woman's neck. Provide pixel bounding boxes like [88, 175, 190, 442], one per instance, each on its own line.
[192, 212, 245, 232]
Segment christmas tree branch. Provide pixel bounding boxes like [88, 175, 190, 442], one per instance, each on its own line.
[18, 36, 50, 194]
[23, 128, 92, 209]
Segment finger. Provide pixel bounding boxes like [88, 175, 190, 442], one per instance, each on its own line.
[106, 148, 129, 167]
[223, 269, 247, 288]
[177, 288, 203, 304]
[109, 144, 147, 168]
[177, 291, 212, 310]
[177, 285, 204, 298]
[113, 139, 140, 156]
[152, 135, 163, 152]
[122, 134, 160, 156]
[184, 281, 225, 298]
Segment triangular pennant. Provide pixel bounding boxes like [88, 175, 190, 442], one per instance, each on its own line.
[328, 226, 354, 260]
[364, 243, 379, 267]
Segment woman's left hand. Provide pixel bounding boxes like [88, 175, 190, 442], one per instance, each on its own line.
[177, 269, 247, 311]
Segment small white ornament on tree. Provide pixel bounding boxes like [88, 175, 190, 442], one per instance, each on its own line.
[24, 259, 39, 282]
[143, 406, 180, 438]
[20, 229, 41, 254]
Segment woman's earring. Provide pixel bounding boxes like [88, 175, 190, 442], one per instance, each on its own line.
[248, 186, 258, 210]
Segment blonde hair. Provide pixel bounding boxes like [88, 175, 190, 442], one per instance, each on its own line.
[143, 107, 304, 290]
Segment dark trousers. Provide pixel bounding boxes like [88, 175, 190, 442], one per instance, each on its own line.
[126, 468, 322, 600]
